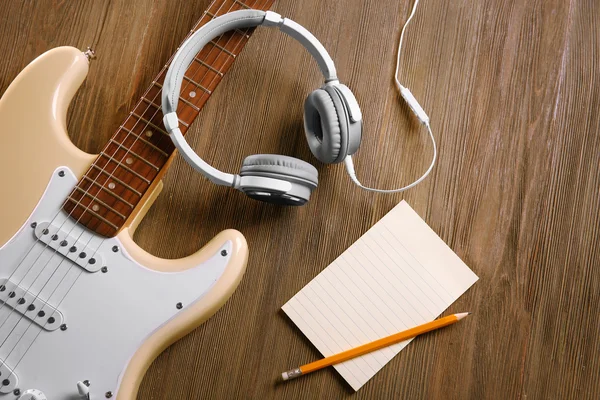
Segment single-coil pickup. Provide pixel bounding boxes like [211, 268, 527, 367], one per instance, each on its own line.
[34, 222, 105, 272]
[0, 279, 64, 332]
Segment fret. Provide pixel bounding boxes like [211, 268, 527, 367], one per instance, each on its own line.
[65, 198, 120, 231]
[119, 125, 170, 157]
[141, 96, 162, 111]
[81, 176, 135, 208]
[203, 11, 252, 36]
[65, 0, 276, 237]
[98, 153, 152, 184]
[130, 113, 169, 136]
[233, 0, 251, 9]
[109, 139, 160, 171]
[210, 41, 236, 58]
[139, 97, 175, 125]
[72, 187, 128, 220]
[183, 75, 212, 94]
[179, 96, 201, 111]
[195, 57, 224, 76]
[140, 95, 187, 130]
[236, 29, 251, 39]
[90, 165, 143, 197]
[204, 12, 253, 26]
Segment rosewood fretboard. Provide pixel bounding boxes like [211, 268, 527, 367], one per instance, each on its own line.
[63, 0, 275, 237]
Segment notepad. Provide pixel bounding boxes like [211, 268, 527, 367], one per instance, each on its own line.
[282, 200, 478, 391]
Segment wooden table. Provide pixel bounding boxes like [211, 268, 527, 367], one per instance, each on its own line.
[1, 0, 599, 398]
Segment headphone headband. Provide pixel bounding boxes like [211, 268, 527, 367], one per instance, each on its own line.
[162, 1, 436, 205]
[163, 10, 337, 116]
[162, 9, 340, 191]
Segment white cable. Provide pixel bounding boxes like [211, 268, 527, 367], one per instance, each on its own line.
[345, 123, 436, 193]
[395, 0, 420, 90]
[346, 0, 437, 193]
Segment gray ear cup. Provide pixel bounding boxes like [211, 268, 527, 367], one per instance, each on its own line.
[304, 88, 347, 164]
[304, 85, 363, 165]
[332, 84, 362, 156]
[240, 154, 318, 206]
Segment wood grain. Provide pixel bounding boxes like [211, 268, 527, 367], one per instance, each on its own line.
[1, 0, 599, 398]
[64, 0, 273, 238]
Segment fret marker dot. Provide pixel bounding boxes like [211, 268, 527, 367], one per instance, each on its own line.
[145, 130, 153, 138]
[108, 182, 116, 190]
[92, 204, 100, 212]
[126, 157, 133, 165]
[189, 91, 196, 98]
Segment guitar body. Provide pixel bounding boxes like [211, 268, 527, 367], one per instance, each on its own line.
[0, 47, 247, 399]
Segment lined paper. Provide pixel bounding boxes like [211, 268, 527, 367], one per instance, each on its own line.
[282, 201, 478, 390]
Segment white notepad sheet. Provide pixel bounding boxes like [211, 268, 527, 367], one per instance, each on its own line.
[282, 200, 479, 391]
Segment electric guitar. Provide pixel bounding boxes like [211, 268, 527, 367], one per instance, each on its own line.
[0, 0, 274, 398]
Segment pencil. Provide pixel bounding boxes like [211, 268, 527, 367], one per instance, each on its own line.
[281, 312, 470, 381]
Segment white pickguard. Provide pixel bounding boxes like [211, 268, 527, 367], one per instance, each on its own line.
[0, 168, 231, 398]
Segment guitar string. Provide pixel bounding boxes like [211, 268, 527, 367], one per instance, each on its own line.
[1, 0, 262, 381]
[0, 0, 262, 361]
[0, 0, 241, 335]
[0, 0, 248, 314]
[0, 229, 98, 371]
[0, 0, 265, 387]
[0, 0, 244, 377]
[0, 0, 247, 383]
[0, 3, 253, 346]
[0, 12, 222, 362]
[0, 0, 227, 318]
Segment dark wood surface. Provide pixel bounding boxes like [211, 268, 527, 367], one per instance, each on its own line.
[64, 0, 273, 238]
[1, 0, 599, 399]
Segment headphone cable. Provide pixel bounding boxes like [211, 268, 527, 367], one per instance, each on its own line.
[345, 0, 438, 193]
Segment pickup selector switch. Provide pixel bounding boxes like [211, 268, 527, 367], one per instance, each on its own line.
[17, 389, 47, 400]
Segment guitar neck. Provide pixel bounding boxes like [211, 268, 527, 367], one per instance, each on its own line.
[64, 0, 275, 237]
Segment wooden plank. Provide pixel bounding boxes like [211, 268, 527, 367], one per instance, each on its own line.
[0, 0, 598, 399]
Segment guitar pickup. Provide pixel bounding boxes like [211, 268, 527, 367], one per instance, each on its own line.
[34, 222, 105, 272]
[0, 278, 64, 332]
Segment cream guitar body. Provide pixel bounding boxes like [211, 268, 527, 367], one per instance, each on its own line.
[0, 47, 248, 399]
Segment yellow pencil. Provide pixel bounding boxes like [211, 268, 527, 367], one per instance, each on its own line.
[281, 312, 471, 381]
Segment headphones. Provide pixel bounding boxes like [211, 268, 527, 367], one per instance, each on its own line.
[163, 6, 436, 206]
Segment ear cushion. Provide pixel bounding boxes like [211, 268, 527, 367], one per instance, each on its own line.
[304, 88, 347, 164]
[332, 84, 363, 156]
[240, 154, 318, 187]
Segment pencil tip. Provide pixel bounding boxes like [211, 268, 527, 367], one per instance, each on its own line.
[455, 312, 471, 320]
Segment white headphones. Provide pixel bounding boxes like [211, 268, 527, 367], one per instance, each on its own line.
[163, 6, 435, 206]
